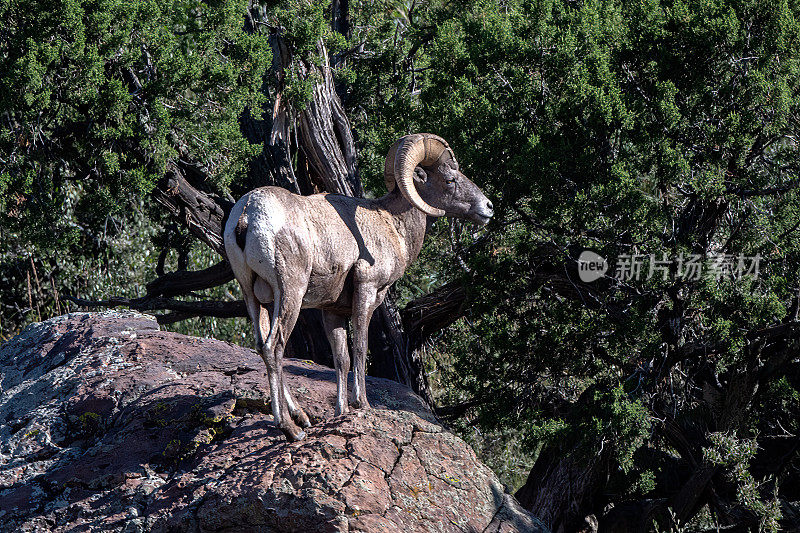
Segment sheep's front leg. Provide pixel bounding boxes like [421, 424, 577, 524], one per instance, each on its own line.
[351, 283, 378, 410]
[322, 311, 350, 416]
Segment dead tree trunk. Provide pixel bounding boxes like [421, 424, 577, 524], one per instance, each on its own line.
[115, 3, 436, 404]
[515, 386, 612, 533]
[273, 34, 430, 403]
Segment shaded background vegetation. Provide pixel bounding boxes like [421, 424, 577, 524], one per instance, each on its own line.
[3, 0, 800, 530]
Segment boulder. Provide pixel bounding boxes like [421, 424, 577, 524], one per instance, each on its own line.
[0, 312, 546, 532]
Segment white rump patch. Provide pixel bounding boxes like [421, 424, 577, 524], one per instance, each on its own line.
[245, 194, 287, 281]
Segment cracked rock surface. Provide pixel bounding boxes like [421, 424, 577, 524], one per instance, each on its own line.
[0, 312, 547, 532]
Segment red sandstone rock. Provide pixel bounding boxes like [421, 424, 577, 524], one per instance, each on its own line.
[0, 312, 547, 532]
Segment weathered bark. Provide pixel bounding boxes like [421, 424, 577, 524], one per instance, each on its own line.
[65, 2, 448, 404]
[331, 0, 350, 40]
[515, 441, 609, 533]
[401, 281, 467, 351]
[65, 295, 246, 324]
[239, 9, 302, 195]
[152, 161, 232, 256]
[239, 98, 301, 195]
[145, 260, 234, 298]
[296, 43, 361, 198]
[513, 386, 612, 532]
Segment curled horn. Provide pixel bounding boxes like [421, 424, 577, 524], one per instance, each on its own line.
[384, 133, 455, 217]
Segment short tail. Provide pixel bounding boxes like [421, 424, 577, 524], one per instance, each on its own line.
[234, 211, 248, 251]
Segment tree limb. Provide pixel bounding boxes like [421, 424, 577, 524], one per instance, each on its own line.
[145, 260, 234, 298]
[401, 281, 467, 350]
[64, 295, 246, 323]
[151, 161, 232, 256]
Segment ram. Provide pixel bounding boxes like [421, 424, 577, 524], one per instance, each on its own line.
[224, 133, 494, 441]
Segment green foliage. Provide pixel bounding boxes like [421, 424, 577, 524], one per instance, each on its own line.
[704, 432, 782, 530]
[0, 185, 159, 340]
[0, 184, 250, 343]
[268, 0, 347, 110]
[348, 0, 800, 521]
[2, 0, 800, 526]
[0, 0, 270, 338]
[0, 0, 270, 247]
[166, 242, 254, 343]
[272, 0, 330, 57]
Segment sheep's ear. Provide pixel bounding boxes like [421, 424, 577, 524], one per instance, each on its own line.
[413, 167, 428, 183]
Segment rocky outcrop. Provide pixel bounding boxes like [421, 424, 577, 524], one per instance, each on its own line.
[0, 312, 545, 532]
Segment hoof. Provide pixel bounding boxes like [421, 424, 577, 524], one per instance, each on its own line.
[335, 404, 349, 417]
[281, 423, 306, 442]
[352, 397, 371, 410]
[295, 410, 312, 429]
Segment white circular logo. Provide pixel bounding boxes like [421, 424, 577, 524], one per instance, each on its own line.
[578, 250, 608, 282]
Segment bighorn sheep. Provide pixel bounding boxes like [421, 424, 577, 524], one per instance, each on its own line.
[223, 133, 494, 441]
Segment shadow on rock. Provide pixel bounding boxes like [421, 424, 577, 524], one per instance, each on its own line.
[0, 312, 547, 532]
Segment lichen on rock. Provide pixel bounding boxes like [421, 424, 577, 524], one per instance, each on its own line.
[0, 312, 546, 532]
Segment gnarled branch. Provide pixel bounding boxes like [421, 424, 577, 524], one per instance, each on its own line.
[64, 295, 247, 324]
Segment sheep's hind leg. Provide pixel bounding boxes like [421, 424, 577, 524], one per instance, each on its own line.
[241, 279, 290, 434]
[241, 276, 270, 368]
[283, 383, 311, 428]
[263, 285, 306, 442]
[253, 278, 310, 426]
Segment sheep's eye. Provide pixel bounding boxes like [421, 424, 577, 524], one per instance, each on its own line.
[445, 178, 456, 185]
